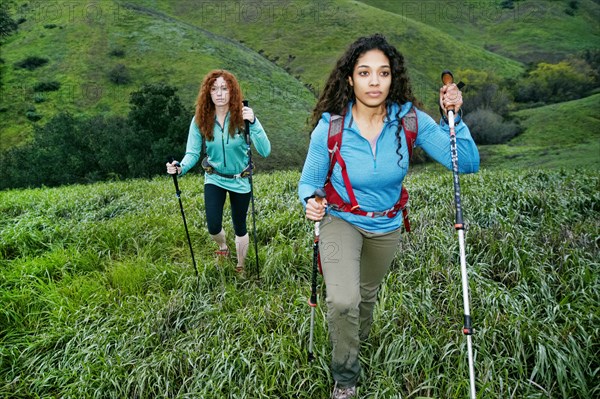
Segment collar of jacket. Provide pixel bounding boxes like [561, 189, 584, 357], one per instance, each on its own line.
[344, 101, 413, 129]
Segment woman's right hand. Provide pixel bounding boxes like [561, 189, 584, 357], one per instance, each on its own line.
[439, 83, 463, 115]
[305, 197, 327, 221]
[166, 161, 181, 175]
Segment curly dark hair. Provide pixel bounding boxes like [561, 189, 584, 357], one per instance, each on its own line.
[195, 70, 244, 141]
[310, 34, 421, 161]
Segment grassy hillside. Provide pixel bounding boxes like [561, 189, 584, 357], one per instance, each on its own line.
[0, 0, 525, 148]
[0, 0, 316, 169]
[358, 0, 600, 63]
[1, 0, 599, 173]
[133, 0, 524, 105]
[480, 93, 600, 169]
[1, 168, 598, 398]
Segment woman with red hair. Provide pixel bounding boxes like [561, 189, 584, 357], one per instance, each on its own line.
[167, 70, 271, 273]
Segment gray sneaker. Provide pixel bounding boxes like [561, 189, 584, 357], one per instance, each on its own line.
[331, 382, 357, 399]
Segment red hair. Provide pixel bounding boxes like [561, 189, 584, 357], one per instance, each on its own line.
[195, 70, 244, 140]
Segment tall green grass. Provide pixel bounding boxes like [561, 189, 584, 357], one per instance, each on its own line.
[1, 168, 598, 398]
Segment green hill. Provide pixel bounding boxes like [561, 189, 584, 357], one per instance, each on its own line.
[480, 93, 600, 169]
[130, 0, 524, 103]
[358, 0, 600, 63]
[0, 0, 316, 169]
[1, 0, 599, 172]
[1, 0, 525, 148]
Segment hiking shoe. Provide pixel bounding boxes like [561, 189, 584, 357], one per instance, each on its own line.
[331, 382, 356, 399]
[215, 248, 230, 257]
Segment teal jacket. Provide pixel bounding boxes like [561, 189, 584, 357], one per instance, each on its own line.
[298, 102, 480, 233]
[180, 114, 271, 193]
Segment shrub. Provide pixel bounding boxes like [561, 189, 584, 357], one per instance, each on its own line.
[464, 108, 520, 145]
[579, 49, 600, 84]
[457, 69, 512, 117]
[26, 113, 97, 187]
[14, 56, 49, 70]
[25, 109, 42, 122]
[33, 81, 60, 92]
[0, 85, 190, 188]
[515, 60, 594, 104]
[84, 115, 133, 179]
[126, 83, 190, 177]
[108, 63, 130, 85]
[0, 5, 18, 37]
[109, 48, 125, 57]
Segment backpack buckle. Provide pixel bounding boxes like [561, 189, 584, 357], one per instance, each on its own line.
[201, 157, 215, 174]
[240, 162, 254, 178]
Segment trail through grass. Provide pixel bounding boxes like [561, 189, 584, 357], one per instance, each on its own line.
[1, 169, 598, 398]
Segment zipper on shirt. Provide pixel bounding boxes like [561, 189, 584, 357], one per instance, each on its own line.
[350, 113, 380, 170]
[221, 128, 226, 167]
[215, 117, 227, 168]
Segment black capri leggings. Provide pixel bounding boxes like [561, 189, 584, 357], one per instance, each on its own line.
[204, 183, 251, 237]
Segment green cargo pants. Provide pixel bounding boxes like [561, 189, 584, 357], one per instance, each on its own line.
[319, 214, 402, 388]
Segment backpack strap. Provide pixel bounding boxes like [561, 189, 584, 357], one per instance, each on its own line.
[324, 106, 418, 231]
[326, 115, 360, 210]
[399, 107, 418, 232]
[401, 106, 418, 160]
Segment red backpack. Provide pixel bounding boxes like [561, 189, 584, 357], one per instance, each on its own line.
[324, 107, 418, 232]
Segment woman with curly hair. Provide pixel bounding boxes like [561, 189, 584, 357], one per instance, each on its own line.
[167, 70, 271, 273]
[298, 34, 479, 398]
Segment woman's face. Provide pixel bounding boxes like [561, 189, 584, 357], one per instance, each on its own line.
[210, 76, 230, 108]
[348, 49, 391, 109]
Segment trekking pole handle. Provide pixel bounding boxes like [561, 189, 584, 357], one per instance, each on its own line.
[441, 70, 465, 113]
[441, 70, 454, 85]
[167, 156, 180, 173]
[314, 188, 326, 204]
[313, 188, 326, 238]
[166, 156, 181, 195]
[441, 70, 456, 113]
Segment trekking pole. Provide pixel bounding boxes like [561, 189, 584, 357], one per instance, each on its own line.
[441, 70, 476, 399]
[243, 100, 260, 279]
[167, 157, 199, 279]
[308, 188, 326, 362]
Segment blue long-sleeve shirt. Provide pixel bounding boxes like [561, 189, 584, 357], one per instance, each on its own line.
[180, 114, 271, 193]
[298, 101, 479, 233]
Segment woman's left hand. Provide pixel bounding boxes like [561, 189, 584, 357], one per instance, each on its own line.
[242, 106, 255, 123]
[439, 83, 463, 115]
